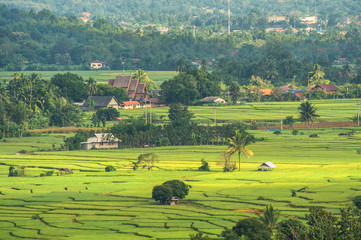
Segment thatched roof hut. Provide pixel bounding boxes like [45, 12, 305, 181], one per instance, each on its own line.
[258, 162, 277, 171]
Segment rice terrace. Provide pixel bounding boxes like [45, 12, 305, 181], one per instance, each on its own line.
[1, 99, 361, 239]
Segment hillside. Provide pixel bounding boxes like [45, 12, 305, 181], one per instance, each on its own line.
[0, 0, 360, 27]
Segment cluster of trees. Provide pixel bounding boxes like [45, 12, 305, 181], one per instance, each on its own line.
[152, 180, 189, 205]
[0, 72, 127, 138]
[193, 203, 361, 240]
[3, 0, 361, 30]
[110, 103, 253, 148]
[2, 5, 361, 76]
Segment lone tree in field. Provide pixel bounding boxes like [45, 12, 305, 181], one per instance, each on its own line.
[133, 153, 159, 170]
[298, 101, 320, 137]
[227, 130, 254, 171]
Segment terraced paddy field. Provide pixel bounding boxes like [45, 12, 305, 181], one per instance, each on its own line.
[1, 128, 361, 239]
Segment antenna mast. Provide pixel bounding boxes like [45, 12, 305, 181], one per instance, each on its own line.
[228, 0, 231, 35]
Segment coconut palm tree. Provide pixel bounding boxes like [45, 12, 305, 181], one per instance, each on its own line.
[227, 130, 254, 171]
[308, 64, 325, 87]
[133, 69, 157, 91]
[86, 77, 97, 96]
[298, 101, 320, 137]
[257, 205, 280, 234]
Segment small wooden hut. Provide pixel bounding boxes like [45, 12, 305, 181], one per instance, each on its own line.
[258, 162, 277, 171]
[170, 197, 180, 206]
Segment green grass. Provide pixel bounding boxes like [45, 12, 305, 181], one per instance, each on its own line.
[1, 128, 361, 239]
[0, 70, 177, 85]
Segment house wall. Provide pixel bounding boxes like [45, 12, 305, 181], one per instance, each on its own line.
[91, 63, 103, 69]
[107, 98, 119, 109]
[82, 142, 118, 150]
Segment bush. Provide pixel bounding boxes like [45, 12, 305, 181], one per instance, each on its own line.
[8, 166, 25, 177]
[46, 171, 54, 176]
[198, 158, 210, 171]
[276, 218, 307, 240]
[283, 116, 296, 126]
[353, 196, 361, 209]
[310, 133, 319, 138]
[152, 185, 173, 205]
[229, 217, 271, 240]
[105, 165, 116, 172]
[273, 131, 281, 135]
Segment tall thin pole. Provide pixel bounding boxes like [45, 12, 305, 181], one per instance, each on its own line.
[150, 100, 152, 124]
[214, 103, 217, 126]
[280, 106, 283, 131]
[228, 0, 231, 35]
[357, 101, 360, 127]
[145, 108, 147, 124]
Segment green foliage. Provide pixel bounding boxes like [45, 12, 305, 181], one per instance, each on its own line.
[189, 232, 212, 240]
[198, 158, 210, 171]
[168, 103, 194, 127]
[276, 218, 307, 240]
[306, 207, 338, 240]
[50, 72, 87, 102]
[92, 108, 120, 127]
[162, 180, 189, 199]
[283, 116, 296, 126]
[353, 196, 361, 209]
[228, 217, 271, 240]
[64, 130, 94, 151]
[152, 185, 173, 205]
[257, 205, 280, 233]
[298, 101, 320, 137]
[105, 165, 116, 172]
[97, 84, 129, 102]
[227, 130, 254, 171]
[133, 153, 158, 170]
[292, 130, 299, 135]
[8, 166, 25, 177]
[273, 131, 281, 135]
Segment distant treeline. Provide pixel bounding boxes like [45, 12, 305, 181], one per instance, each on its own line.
[1, 4, 361, 77]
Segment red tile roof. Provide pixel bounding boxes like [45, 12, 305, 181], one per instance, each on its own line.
[122, 101, 140, 105]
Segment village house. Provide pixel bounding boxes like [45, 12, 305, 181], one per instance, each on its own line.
[81, 133, 119, 150]
[199, 96, 226, 104]
[78, 96, 120, 111]
[121, 101, 141, 109]
[309, 84, 339, 94]
[90, 60, 106, 70]
[108, 76, 148, 102]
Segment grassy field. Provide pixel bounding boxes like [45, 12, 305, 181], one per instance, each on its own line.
[0, 70, 177, 85]
[1, 127, 361, 239]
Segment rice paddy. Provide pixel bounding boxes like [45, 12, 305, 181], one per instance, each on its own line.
[1, 126, 361, 239]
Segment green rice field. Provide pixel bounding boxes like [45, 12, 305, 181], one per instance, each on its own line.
[1, 126, 361, 239]
[0, 70, 177, 85]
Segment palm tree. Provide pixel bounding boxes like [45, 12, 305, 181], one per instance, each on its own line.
[298, 101, 320, 137]
[257, 205, 280, 234]
[86, 77, 97, 96]
[133, 69, 157, 91]
[227, 130, 254, 171]
[308, 64, 325, 87]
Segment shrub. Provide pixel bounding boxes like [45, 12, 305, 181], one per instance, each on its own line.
[198, 158, 210, 171]
[353, 196, 361, 209]
[190, 233, 212, 240]
[152, 185, 173, 205]
[273, 131, 281, 135]
[292, 129, 299, 135]
[283, 116, 296, 126]
[105, 165, 116, 172]
[291, 189, 297, 197]
[46, 171, 54, 176]
[230, 217, 271, 240]
[310, 133, 319, 138]
[8, 166, 25, 177]
[276, 218, 307, 240]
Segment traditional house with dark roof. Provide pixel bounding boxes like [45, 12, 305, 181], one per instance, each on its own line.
[108, 76, 148, 102]
[309, 84, 339, 94]
[79, 96, 120, 111]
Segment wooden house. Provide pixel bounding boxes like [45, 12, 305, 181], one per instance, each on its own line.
[309, 84, 339, 94]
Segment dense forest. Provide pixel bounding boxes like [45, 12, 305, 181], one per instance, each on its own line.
[1, 0, 360, 29]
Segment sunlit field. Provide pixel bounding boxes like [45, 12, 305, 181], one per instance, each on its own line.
[1, 127, 361, 239]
